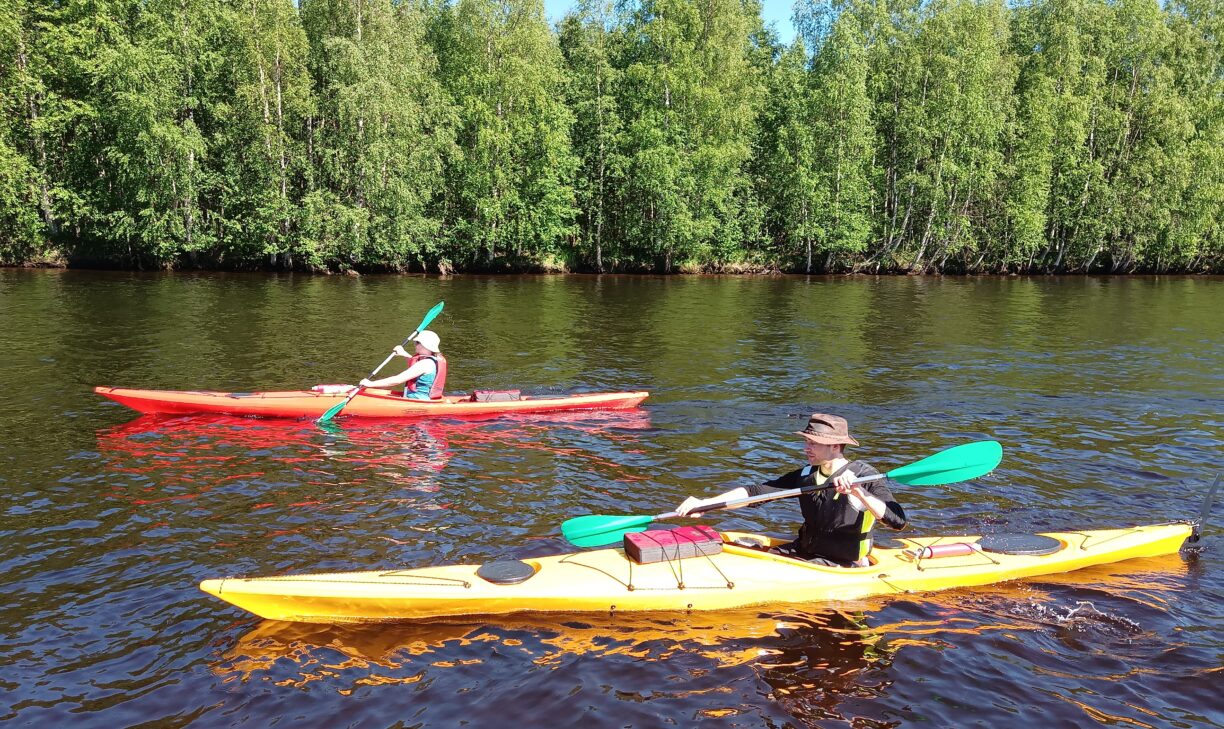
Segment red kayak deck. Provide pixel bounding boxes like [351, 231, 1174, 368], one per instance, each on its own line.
[94, 386, 649, 419]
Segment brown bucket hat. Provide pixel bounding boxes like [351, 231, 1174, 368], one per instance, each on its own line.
[795, 413, 859, 446]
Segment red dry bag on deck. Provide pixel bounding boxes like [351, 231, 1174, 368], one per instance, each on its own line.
[624, 526, 723, 564]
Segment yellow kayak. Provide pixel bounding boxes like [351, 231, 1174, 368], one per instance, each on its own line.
[199, 522, 1194, 624]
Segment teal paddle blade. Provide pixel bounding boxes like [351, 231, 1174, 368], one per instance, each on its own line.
[318, 398, 349, 423]
[567, 526, 650, 548]
[886, 440, 1002, 486]
[418, 301, 445, 331]
[561, 514, 656, 547]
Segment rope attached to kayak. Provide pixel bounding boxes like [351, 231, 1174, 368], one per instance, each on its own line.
[625, 549, 734, 592]
[1067, 527, 1142, 552]
[557, 553, 735, 593]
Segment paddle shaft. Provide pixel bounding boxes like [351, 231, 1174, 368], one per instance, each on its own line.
[365, 328, 427, 382]
[317, 301, 444, 422]
[560, 440, 1002, 546]
[334, 329, 427, 406]
[653, 472, 886, 520]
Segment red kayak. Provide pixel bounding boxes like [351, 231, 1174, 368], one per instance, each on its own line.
[94, 386, 649, 419]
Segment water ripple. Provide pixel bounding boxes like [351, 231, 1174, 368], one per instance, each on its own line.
[1, 272, 1222, 727]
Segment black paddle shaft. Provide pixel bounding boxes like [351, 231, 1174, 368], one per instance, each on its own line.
[683, 472, 886, 517]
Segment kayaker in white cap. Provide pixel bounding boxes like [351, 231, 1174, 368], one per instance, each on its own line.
[675, 413, 906, 567]
[359, 330, 448, 400]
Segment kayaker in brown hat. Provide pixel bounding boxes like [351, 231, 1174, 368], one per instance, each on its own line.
[675, 413, 906, 567]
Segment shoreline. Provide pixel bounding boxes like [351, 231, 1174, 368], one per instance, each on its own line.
[5, 261, 1222, 278]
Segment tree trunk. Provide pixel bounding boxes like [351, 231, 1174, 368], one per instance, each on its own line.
[181, 0, 195, 249]
[15, 35, 57, 234]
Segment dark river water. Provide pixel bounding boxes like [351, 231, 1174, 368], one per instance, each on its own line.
[1, 270, 1221, 728]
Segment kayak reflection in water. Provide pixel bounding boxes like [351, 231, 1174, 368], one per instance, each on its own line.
[676, 413, 907, 567]
[359, 330, 448, 400]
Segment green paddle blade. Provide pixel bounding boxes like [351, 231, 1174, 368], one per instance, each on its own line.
[885, 440, 1002, 486]
[561, 513, 656, 547]
[318, 397, 351, 423]
[419, 301, 445, 330]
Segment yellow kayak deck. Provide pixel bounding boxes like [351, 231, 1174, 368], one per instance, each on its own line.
[200, 523, 1192, 624]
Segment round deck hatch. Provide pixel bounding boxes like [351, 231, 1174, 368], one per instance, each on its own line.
[978, 533, 1063, 556]
[476, 559, 536, 585]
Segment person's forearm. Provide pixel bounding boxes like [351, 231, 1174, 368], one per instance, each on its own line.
[694, 487, 750, 510]
[854, 488, 889, 520]
[365, 372, 410, 388]
[852, 488, 906, 529]
[677, 486, 750, 516]
[366, 363, 427, 389]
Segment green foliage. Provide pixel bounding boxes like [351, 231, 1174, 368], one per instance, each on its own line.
[757, 41, 820, 270]
[0, 138, 44, 263]
[0, 0, 1219, 272]
[215, 0, 313, 267]
[810, 13, 874, 267]
[559, 0, 626, 271]
[87, 0, 229, 262]
[301, 0, 455, 271]
[0, 0, 45, 262]
[871, 0, 1015, 271]
[616, 0, 763, 270]
[434, 0, 577, 269]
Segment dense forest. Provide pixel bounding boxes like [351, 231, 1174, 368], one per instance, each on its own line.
[1, 0, 1220, 273]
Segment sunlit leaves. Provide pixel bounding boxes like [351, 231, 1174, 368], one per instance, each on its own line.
[0, 0, 1219, 272]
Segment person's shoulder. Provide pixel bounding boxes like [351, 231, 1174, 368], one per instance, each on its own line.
[764, 465, 807, 487]
[848, 460, 881, 476]
[852, 461, 900, 498]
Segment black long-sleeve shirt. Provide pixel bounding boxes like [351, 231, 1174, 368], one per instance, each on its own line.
[746, 460, 907, 564]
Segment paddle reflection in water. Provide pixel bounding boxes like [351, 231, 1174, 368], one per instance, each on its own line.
[97, 409, 653, 502]
[210, 555, 1190, 726]
[94, 410, 654, 567]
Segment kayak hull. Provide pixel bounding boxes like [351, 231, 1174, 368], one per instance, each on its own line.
[94, 386, 649, 419]
[199, 523, 1192, 624]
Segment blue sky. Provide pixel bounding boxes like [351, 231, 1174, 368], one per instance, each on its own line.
[542, 0, 798, 45]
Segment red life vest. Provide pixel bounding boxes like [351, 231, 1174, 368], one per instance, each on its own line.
[402, 353, 447, 399]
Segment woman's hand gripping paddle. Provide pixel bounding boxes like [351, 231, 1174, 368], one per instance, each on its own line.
[316, 301, 445, 424]
[560, 440, 1003, 547]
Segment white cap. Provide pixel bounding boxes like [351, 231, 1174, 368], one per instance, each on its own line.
[411, 330, 441, 353]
